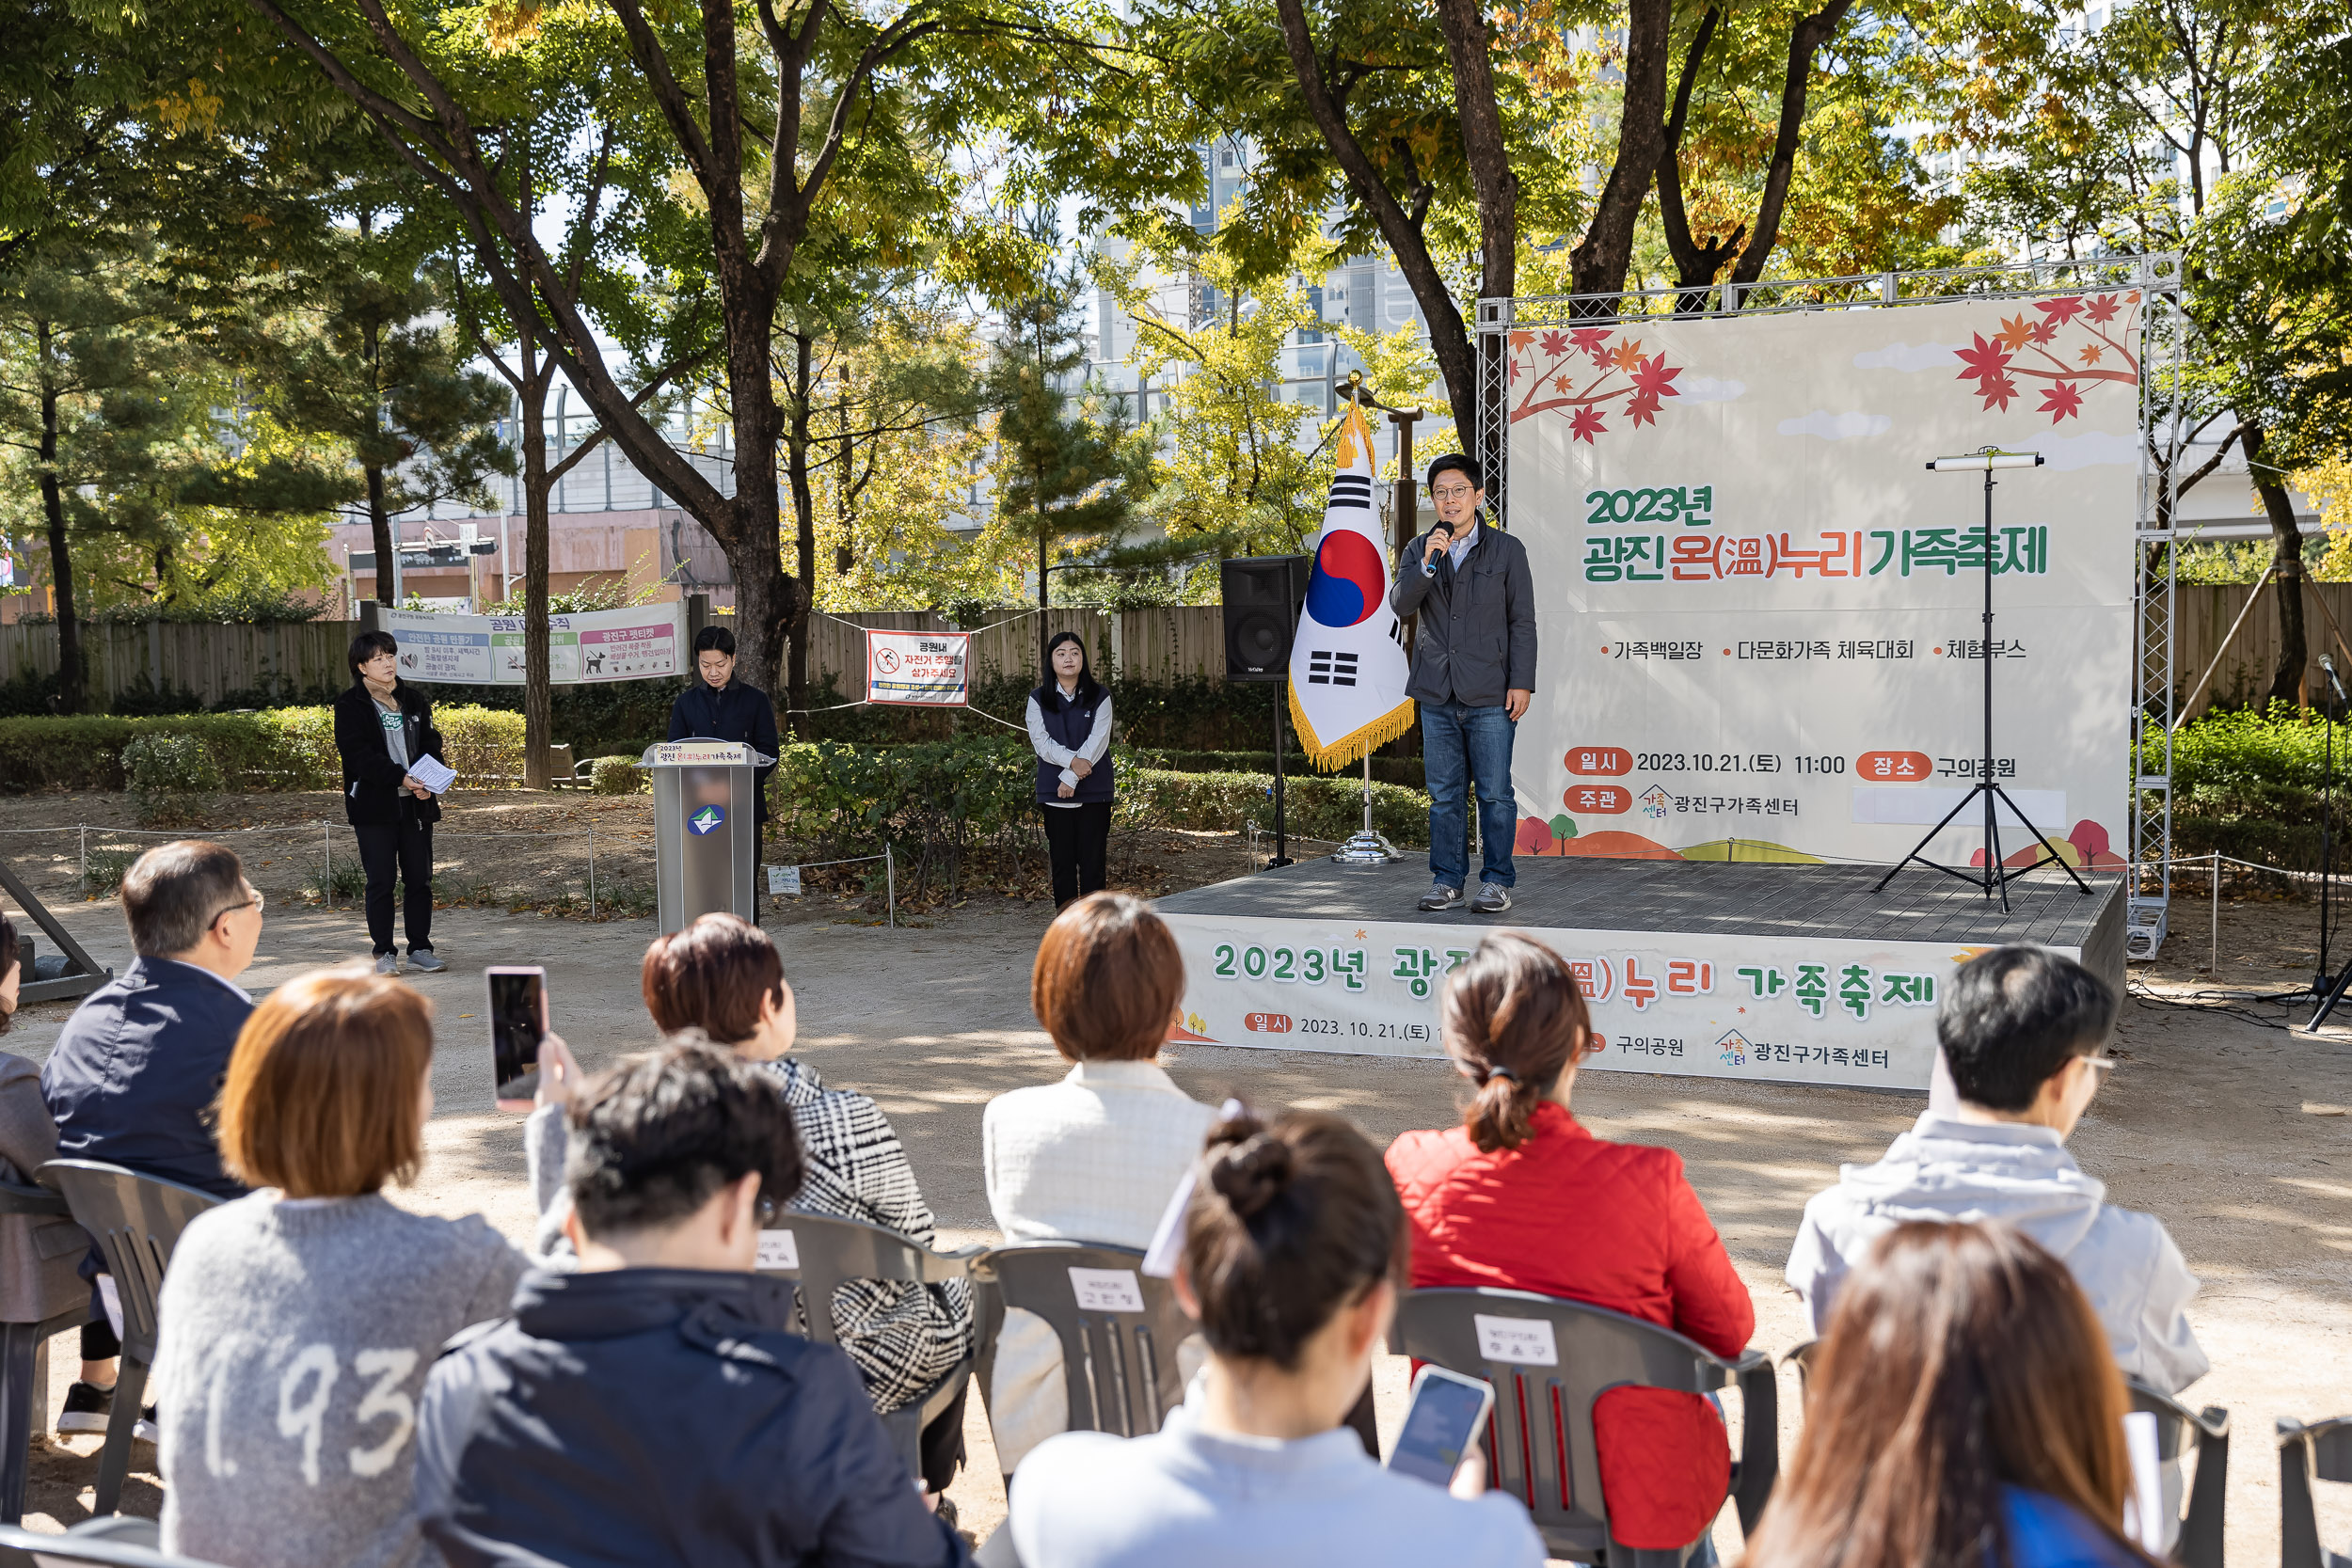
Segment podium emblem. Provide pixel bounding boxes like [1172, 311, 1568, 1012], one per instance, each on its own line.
[690, 804, 726, 836]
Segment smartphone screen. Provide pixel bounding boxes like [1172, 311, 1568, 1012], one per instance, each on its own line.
[1388, 1368, 1492, 1488]
[487, 968, 547, 1110]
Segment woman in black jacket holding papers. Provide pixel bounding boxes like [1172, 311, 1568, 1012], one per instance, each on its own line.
[334, 630, 448, 975]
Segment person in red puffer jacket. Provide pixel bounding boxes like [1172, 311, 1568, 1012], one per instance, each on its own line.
[1386, 932, 1756, 1557]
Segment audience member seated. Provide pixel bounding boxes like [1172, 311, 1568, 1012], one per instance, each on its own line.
[40, 839, 263, 1439]
[416, 1039, 967, 1568]
[612, 912, 972, 1505]
[0, 913, 95, 1386]
[1385, 932, 1755, 1555]
[981, 893, 1216, 1471]
[155, 968, 533, 1568]
[1743, 1220, 2156, 1568]
[1786, 944, 2206, 1394]
[1008, 1107, 1546, 1568]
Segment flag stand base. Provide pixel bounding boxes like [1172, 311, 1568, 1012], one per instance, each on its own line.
[1330, 753, 1403, 864]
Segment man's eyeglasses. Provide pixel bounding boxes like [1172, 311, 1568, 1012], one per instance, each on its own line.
[1431, 484, 1477, 501]
[208, 888, 264, 929]
[2080, 1053, 2116, 1077]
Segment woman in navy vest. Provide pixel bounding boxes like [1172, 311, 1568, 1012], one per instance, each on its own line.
[1025, 631, 1114, 909]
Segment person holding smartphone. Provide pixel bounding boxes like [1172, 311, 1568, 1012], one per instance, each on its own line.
[1008, 1107, 1544, 1567]
[335, 630, 447, 974]
[1389, 453, 1537, 915]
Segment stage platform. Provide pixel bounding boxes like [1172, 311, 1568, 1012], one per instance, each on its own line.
[1154, 855, 2124, 1091]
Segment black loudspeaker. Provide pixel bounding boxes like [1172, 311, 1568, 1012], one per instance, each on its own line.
[1221, 555, 1311, 681]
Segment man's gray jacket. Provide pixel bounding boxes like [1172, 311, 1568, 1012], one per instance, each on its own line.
[1389, 519, 1537, 707]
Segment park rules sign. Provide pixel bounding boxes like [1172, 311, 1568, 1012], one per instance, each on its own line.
[865, 628, 970, 707]
[1504, 289, 2141, 872]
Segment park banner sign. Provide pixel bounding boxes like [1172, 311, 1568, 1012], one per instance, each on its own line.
[382, 603, 685, 685]
[1156, 910, 2042, 1089]
[864, 627, 971, 706]
[1505, 289, 2141, 871]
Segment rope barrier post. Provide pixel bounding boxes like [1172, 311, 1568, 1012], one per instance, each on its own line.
[2210, 850, 2219, 974]
[588, 829, 596, 920]
[324, 821, 332, 910]
[884, 842, 896, 929]
[78, 825, 87, 900]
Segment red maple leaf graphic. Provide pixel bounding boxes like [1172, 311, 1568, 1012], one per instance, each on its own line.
[1629, 354, 1681, 400]
[1979, 372, 2020, 411]
[2027, 319, 2058, 345]
[1626, 389, 1662, 427]
[1539, 330, 1570, 357]
[1570, 326, 1612, 358]
[1509, 360, 1523, 384]
[2034, 295, 2087, 325]
[2039, 380, 2084, 422]
[2084, 293, 2122, 325]
[1570, 407, 1607, 444]
[1954, 333, 2015, 401]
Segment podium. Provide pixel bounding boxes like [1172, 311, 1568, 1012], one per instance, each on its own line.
[641, 740, 773, 934]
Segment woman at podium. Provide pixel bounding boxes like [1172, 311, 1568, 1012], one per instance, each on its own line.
[1025, 632, 1114, 908]
[668, 625, 781, 872]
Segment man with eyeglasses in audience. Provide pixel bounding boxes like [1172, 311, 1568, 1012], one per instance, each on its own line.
[1786, 944, 2207, 1397]
[1390, 452, 1537, 916]
[41, 838, 263, 1441]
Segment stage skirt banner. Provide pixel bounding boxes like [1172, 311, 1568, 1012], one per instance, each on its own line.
[1503, 290, 2139, 871]
[1161, 912, 2067, 1089]
[865, 627, 971, 706]
[382, 604, 684, 685]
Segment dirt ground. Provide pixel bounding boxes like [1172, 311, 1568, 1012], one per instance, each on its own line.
[4, 790, 2351, 1560]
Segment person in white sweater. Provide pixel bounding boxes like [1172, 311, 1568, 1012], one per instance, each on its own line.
[1009, 1107, 1546, 1568]
[982, 894, 1216, 1471]
[155, 968, 542, 1568]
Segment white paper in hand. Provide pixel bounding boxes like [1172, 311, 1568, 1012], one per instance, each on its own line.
[407, 753, 457, 795]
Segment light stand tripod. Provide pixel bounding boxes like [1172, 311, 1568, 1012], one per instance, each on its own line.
[2308, 657, 2352, 1029]
[1873, 448, 2092, 912]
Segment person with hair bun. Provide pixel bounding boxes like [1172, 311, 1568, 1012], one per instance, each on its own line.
[1009, 1108, 1545, 1567]
[1385, 932, 1753, 1556]
[1742, 1220, 2154, 1568]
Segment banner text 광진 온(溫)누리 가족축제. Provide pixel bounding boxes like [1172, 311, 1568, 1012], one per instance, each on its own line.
[864, 628, 971, 706]
[380, 603, 685, 685]
[1504, 290, 2138, 871]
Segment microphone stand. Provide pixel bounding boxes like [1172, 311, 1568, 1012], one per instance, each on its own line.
[2310, 657, 2352, 1028]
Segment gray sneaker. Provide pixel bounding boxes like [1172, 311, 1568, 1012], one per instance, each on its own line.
[407, 948, 447, 974]
[374, 952, 399, 975]
[1471, 881, 1513, 913]
[1417, 881, 1465, 912]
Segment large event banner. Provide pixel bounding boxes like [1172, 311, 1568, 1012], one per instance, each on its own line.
[1505, 290, 2142, 869]
[382, 603, 685, 685]
[1161, 912, 2058, 1088]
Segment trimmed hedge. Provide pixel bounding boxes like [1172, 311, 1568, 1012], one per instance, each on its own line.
[0, 707, 527, 794]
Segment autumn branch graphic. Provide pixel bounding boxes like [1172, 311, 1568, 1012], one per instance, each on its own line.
[1506, 326, 1685, 442]
[1952, 292, 2142, 423]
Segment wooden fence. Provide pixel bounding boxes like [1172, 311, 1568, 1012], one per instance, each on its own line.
[15, 586, 2342, 719]
[3, 607, 1236, 709]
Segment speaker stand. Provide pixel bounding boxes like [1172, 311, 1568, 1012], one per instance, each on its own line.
[1268, 686, 1294, 868]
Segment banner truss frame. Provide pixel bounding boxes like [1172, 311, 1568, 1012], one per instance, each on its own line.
[1472, 254, 2185, 959]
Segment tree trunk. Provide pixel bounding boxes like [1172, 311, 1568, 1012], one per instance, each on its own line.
[784, 332, 817, 737]
[1569, 0, 1675, 305]
[2250, 425, 2307, 705]
[1657, 8, 1742, 313]
[519, 367, 553, 790]
[1432, 0, 1518, 510]
[36, 328, 82, 713]
[1727, 0, 1858, 290]
[834, 365, 853, 576]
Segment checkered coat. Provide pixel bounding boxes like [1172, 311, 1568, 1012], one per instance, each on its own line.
[770, 1058, 974, 1414]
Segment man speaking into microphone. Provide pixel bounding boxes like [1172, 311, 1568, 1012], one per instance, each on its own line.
[1390, 453, 1537, 914]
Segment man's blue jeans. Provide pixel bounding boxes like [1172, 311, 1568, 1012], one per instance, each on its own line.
[1422, 699, 1517, 889]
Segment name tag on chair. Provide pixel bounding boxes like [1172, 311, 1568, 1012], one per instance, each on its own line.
[757, 1229, 800, 1271]
[1475, 1314, 1559, 1366]
[1068, 1267, 1146, 1313]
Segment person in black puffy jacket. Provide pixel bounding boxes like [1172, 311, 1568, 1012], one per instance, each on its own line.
[414, 1039, 968, 1568]
[333, 630, 447, 975]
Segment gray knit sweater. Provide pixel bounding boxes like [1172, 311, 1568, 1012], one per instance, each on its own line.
[154, 1192, 531, 1568]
